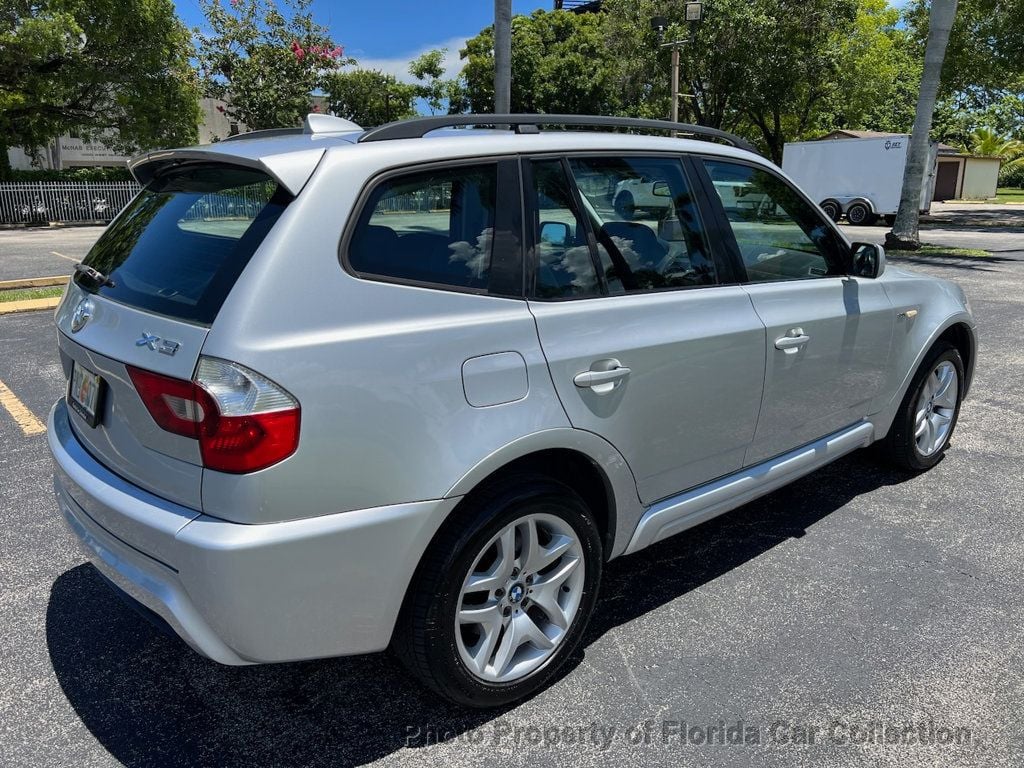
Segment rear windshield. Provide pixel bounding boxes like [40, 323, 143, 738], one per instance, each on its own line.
[76, 164, 290, 324]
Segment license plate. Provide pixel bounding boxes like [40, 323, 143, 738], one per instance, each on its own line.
[69, 361, 105, 427]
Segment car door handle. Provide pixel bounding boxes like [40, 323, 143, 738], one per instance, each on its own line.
[774, 329, 811, 351]
[574, 365, 631, 389]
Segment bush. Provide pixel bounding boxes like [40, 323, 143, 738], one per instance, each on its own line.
[998, 162, 1024, 189]
[4, 167, 134, 183]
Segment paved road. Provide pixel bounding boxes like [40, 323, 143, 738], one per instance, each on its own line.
[839, 202, 1024, 258]
[0, 226, 104, 281]
[1, 250, 1022, 767]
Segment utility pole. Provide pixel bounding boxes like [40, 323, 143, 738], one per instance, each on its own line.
[670, 46, 680, 123]
[494, 0, 512, 114]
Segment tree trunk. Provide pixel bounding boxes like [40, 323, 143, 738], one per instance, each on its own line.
[0, 139, 10, 180]
[886, 0, 958, 250]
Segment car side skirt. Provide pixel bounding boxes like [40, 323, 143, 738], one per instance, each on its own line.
[625, 421, 875, 555]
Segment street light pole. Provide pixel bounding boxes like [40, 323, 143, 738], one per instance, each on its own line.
[652, 1, 702, 124]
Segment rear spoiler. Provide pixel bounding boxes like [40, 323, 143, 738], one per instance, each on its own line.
[128, 146, 326, 197]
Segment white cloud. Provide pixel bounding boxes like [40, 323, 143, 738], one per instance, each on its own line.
[347, 37, 468, 84]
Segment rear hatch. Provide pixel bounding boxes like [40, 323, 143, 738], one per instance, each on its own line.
[55, 163, 291, 510]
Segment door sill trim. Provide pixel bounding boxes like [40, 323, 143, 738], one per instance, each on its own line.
[624, 421, 874, 555]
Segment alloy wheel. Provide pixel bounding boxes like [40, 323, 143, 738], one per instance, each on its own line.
[455, 512, 585, 683]
[914, 360, 959, 457]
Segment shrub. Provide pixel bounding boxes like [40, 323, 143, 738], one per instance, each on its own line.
[4, 167, 134, 183]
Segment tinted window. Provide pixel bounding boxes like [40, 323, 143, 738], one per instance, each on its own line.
[530, 160, 600, 299]
[568, 156, 716, 293]
[77, 165, 288, 324]
[348, 164, 497, 290]
[703, 160, 848, 282]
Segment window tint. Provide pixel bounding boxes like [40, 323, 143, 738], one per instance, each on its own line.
[77, 164, 288, 325]
[703, 159, 848, 282]
[568, 156, 716, 293]
[348, 164, 497, 290]
[530, 160, 600, 299]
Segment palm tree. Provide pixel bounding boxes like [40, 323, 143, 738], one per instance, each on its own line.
[886, 0, 958, 250]
[959, 127, 1024, 160]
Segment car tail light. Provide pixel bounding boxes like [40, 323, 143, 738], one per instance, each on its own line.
[127, 357, 300, 473]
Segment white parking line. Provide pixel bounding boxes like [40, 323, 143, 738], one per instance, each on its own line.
[50, 251, 78, 263]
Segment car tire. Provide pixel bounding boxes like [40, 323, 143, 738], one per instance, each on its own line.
[820, 200, 842, 222]
[614, 191, 636, 220]
[845, 202, 873, 226]
[879, 341, 964, 471]
[392, 474, 603, 708]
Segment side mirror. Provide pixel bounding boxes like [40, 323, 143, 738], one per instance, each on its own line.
[652, 180, 671, 198]
[851, 241, 885, 278]
[539, 221, 571, 247]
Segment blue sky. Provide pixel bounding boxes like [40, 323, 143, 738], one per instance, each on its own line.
[174, 0, 550, 82]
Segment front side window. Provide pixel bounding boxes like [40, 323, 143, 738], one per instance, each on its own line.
[567, 156, 716, 294]
[703, 159, 849, 282]
[348, 164, 497, 290]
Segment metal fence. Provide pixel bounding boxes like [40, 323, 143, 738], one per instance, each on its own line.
[0, 181, 141, 225]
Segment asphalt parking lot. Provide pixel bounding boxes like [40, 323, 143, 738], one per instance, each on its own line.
[1, 225, 1023, 766]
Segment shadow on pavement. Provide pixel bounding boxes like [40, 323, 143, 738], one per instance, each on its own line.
[47, 450, 916, 767]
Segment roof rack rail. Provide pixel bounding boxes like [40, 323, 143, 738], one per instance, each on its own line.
[358, 113, 759, 155]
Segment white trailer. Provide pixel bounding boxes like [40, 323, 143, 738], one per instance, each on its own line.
[781, 136, 939, 225]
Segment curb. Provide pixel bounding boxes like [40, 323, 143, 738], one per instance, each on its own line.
[0, 297, 61, 315]
[0, 275, 69, 290]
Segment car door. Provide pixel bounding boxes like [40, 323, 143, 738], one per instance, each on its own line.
[699, 157, 895, 465]
[526, 154, 766, 505]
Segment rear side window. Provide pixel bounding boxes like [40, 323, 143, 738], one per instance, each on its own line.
[77, 164, 289, 324]
[347, 164, 498, 291]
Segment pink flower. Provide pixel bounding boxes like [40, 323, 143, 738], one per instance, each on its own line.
[290, 40, 305, 60]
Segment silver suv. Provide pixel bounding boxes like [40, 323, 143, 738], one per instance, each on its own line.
[49, 114, 976, 707]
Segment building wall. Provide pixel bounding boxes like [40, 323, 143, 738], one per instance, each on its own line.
[961, 157, 1000, 200]
[198, 97, 246, 144]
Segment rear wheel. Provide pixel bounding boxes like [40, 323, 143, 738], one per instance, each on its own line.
[879, 342, 964, 471]
[393, 475, 602, 707]
[846, 201, 874, 226]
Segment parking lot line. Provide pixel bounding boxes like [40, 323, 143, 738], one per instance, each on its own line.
[0, 377, 46, 436]
[50, 251, 78, 263]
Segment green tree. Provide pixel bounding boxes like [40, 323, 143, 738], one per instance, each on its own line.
[888, 0, 959, 249]
[0, 0, 200, 176]
[408, 49, 463, 115]
[325, 69, 417, 127]
[822, 0, 921, 134]
[195, 0, 351, 131]
[459, 9, 619, 115]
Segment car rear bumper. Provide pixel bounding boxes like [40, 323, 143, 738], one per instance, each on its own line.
[48, 399, 457, 665]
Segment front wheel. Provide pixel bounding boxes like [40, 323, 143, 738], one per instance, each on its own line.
[614, 191, 636, 220]
[393, 475, 602, 707]
[879, 342, 964, 471]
